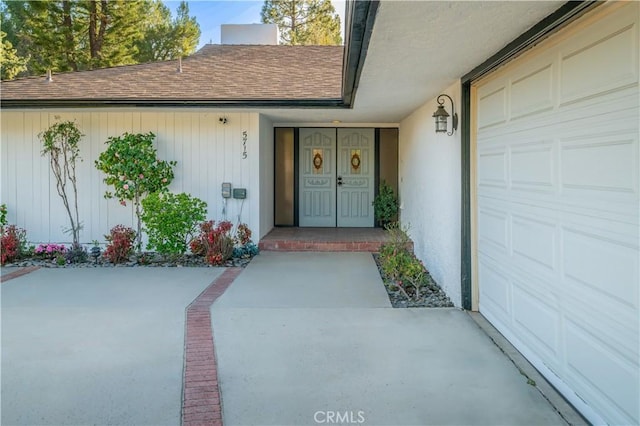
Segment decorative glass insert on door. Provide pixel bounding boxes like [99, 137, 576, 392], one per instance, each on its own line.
[350, 149, 361, 174]
[312, 149, 323, 174]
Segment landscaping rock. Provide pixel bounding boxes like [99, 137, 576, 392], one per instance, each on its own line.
[3, 252, 256, 269]
[372, 253, 454, 308]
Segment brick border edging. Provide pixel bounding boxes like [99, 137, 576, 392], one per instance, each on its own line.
[0, 266, 40, 283]
[182, 267, 242, 426]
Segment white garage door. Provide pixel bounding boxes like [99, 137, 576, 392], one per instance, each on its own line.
[474, 3, 639, 425]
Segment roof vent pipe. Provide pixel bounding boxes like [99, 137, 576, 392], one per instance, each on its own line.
[177, 57, 182, 73]
[46, 69, 53, 82]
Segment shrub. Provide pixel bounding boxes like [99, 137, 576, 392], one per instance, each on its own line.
[372, 181, 398, 227]
[190, 220, 234, 266]
[236, 223, 252, 246]
[378, 222, 426, 301]
[0, 204, 7, 227]
[232, 223, 259, 259]
[104, 225, 136, 264]
[65, 244, 88, 264]
[233, 242, 259, 259]
[141, 192, 207, 255]
[379, 221, 412, 259]
[95, 132, 176, 250]
[1, 225, 28, 265]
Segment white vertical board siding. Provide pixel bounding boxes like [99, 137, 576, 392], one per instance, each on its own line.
[0, 110, 262, 246]
[398, 82, 462, 307]
[474, 3, 639, 424]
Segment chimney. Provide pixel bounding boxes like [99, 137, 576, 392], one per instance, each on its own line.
[220, 24, 279, 45]
[46, 69, 53, 82]
[177, 57, 182, 73]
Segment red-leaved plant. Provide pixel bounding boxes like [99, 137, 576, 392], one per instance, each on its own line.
[104, 225, 136, 264]
[190, 220, 234, 266]
[1, 225, 27, 265]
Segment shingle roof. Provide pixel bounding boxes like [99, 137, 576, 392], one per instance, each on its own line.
[0, 45, 344, 104]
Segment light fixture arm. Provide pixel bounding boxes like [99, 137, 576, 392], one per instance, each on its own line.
[436, 94, 458, 136]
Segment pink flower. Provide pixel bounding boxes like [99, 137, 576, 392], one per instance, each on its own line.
[139, 174, 144, 179]
[120, 200, 127, 206]
[123, 184, 129, 190]
[162, 178, 167, 183]
[119, 176, 125, 181]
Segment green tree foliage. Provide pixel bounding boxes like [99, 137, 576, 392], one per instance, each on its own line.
[135, 1, 200, 62]
[94, 132, 176, 251]
[0, 31, 28, 80]
[0, 0, 200, 75]
[261, 0, 342, 45]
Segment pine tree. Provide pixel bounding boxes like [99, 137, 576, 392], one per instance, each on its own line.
[0, 31, 29, 80]
[135, 1, 200, 63]
[261, 0, 342, 45]
[0, 0, 200, 75]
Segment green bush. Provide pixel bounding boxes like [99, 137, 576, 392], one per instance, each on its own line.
[95, 132, 176, 250]
[141, 192, 207, 255]
[372, 181, 398, 226]
[378, 222, 426, 301]
[0, 204, 7, 227]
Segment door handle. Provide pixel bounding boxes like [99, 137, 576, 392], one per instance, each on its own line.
[337, 176, 343, 186]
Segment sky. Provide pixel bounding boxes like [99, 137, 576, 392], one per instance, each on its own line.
[164, 0, 346, 48]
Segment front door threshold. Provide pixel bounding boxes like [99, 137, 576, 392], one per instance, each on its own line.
[258, 227, 414, 253]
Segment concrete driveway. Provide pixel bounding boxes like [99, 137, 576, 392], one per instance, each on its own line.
[212, 252, 572, 426]
[2, 253, 581, 426]
[1, 267, 222, 425]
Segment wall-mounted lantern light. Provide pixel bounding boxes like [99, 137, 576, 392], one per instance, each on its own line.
[432, 94, 458, 136]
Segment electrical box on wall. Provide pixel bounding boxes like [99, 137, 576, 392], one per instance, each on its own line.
[221, 182, 232, 198]
[233, 188, 247, 199]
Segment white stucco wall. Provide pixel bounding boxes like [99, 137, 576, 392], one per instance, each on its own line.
[258, 114, 274, 239]
[0, 109, 264, 246]
[398, 82, 462, 306]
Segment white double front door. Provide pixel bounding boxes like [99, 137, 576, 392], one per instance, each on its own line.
[299, 128, 375, 227]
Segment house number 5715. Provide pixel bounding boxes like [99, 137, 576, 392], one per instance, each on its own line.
[242, 131, 248, 159]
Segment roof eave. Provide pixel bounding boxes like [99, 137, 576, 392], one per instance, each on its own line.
[0, 98, 347, 109]
[342, 0, 380, 107]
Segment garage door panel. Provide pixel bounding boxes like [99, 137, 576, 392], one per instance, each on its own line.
[510, 141, 555, 192]
[477, 208, 509, 254]
[475, 4, 639, 424]
[565, 319, 639, 426]
[560, 133, 638, 198]
[477, 148, 508, 188]
[478, 258, 511, 324]
[562, 228, 639, 310]
[511, 215, 557, 272]
[512, 283, 560, 360]
[511, 64, 555, 120]
[560, 20, 638, 105]
[562, 293, 639, 365]
[478, 86, 507, 129]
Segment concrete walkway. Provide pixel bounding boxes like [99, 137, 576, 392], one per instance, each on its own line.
[1, 267, 222, 425]
[212, 252, 567, 425]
